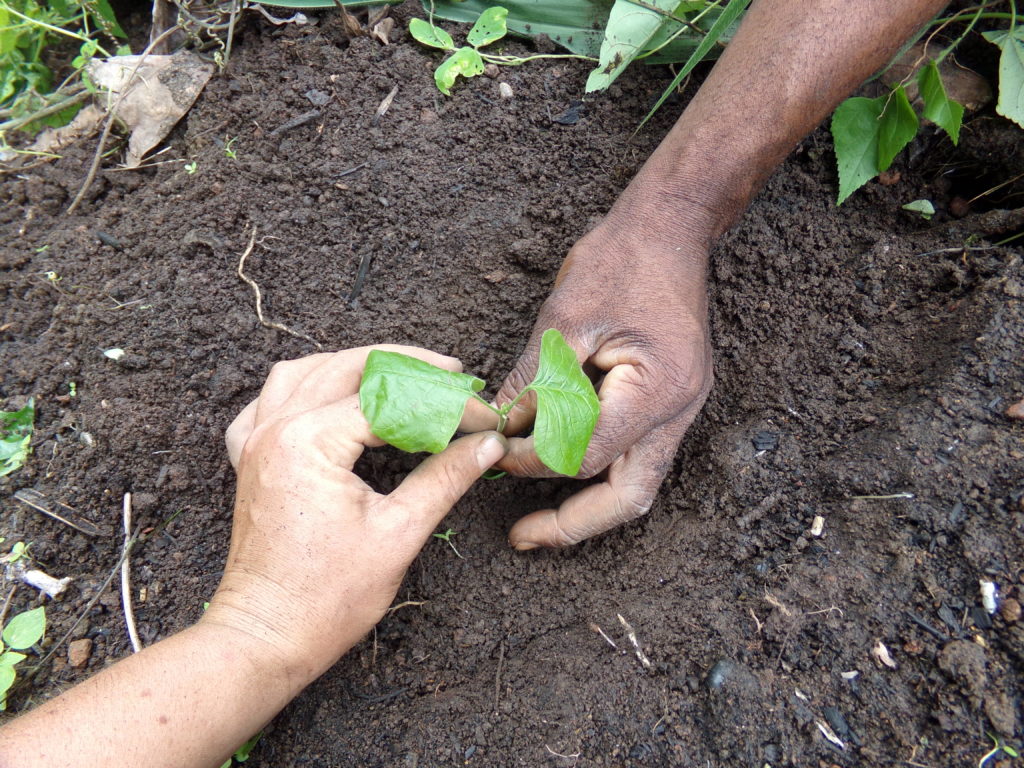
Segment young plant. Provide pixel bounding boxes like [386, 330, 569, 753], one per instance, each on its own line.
[978, 732, 1019, 768]
[409, 7, 593, 95]
[359, 328, 599, 476]
[432, 528, 463, 558]
[0, 398, 34, 477]
[0, 605, 46, 710]
[219, 732, 261, 768]
[223, 137, 238, 159]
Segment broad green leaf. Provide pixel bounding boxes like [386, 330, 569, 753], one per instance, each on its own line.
[983, 27, 1024, 129]
[831, 95, 883, 205]
[877, 85, 918, 171]
[466, 6, 508, 48]
[359, 351, 485, 454]
[2, 606, 45, 650]
[902, 199, 935, 219]
[0, 651, 26, 667]
[0, 398, 34, 477]
[434, 46, 485, 95]
[0, 664, 15, 707]
[219, 761, 232, 768]
[639, 0, 750, 127]
[523, 329, 599, 476]
[84, 0, 127, 38]
[409, 17, 455, 50]
[917, 60, 963, 144]
[586, 0, 679, 93]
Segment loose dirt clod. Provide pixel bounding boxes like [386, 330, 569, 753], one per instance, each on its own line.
[67, 638, 92, 668]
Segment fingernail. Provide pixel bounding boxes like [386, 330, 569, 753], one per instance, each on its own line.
[476, 433, 508, 470]
[512, 539, 539, 551]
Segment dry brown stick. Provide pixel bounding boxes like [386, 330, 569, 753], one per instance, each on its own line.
[0, 585, 18, 629]
[237, 229, 323, 350]
[120, 492, 142, 653]
[66, 26, 180, 214]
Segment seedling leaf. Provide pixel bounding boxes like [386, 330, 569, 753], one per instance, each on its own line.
[0, 665, 14, 707]
[2, 606, 46, 650]
[360, 351, 485, 454]
[0, 651, 26, 667]
[466, 6, 508, 48]
[983, 27, 1024, 129]
[409, 17, 455, 50]
[877, 85, 919, 171]
[832, 96, 884, 205]
[0, 399, 34, 477]
[522, 329, 599, 476]
[902, 199, 935, 219]
[435, 47, 485, 95]
[918, 60, 964, 144]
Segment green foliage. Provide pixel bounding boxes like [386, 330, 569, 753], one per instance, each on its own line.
[0, 398, 34, 477]
[432, 527, 463, 558]
[983, 26, 1024, 128]
[918, 60, 964, 142]
[359, 329, 600, 476]
[466, 6, 509, 48]
[434, 46, 485, 95]
[220, 732, 262, 768]
[0, 0, 124, 136]
[902, 199, 935, 219]
[0, 605, 46, 710]
[877, 85, 919, 171]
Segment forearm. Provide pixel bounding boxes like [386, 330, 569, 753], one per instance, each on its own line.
[0, 621, 302, 768]
[603, 0, 950, 244]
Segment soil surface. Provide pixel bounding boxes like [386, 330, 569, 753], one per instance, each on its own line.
[1, 5, 1023, 766]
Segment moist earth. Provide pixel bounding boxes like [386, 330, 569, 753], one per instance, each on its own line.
[1, 5, 1022, 766]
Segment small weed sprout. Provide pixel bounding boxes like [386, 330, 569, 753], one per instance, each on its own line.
[978, 732, 1019, 768]
[0, 398, 34, 477]
[433, 528, 463, 558]
[184, 161, 198, 174]
[223, 137, 239, 160]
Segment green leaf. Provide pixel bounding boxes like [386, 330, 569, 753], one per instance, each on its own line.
[0, 398, 34, 477]
[902, 199, 935, 219]
[85, 0, 127, 38]
[877, 85, 918, 171]
[831, 95, 884, 205]
[2, 606, 45, 651]
[638, 0, 750, 126]
[409, 17, 455, 50]
[359, 351, 485, 454]
[917, 60, 963, 144]
[434, 46, 485, 95]
[0, 664, 15, 706]
[983, 26, 1024, 129]
[466, 6, 508, 48]
[233, 732, 262, 762]
[0, 651, 27, 667]
[522, 329, 600, 476]
[586, 0, 680, 93]
[219, 761, 232, 768]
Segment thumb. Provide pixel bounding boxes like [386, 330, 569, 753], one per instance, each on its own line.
[386, 432, 508, 531]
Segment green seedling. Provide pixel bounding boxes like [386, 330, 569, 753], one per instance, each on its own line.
[0, 398, 34, 477]
[432, 528, 463, 558]
[68, 381, 77, 397]
[220, 731, 262, 768]
[902, 199, 936, 219]
[978, 732, 1019, 768]
[359, 328, 599, 476]
[223, 137, 238, 159]
[0, 606, 46, 710]
[184, 160, 197, 174]
[409, 7, 593, 95]
[1, 540, 29, 563]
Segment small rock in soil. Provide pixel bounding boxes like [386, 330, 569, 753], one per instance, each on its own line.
[1005, 399, 1024, 420]
[937, 639, 987, 702]
[498, 82, 514, 100]
[752, 431, 779, 451]
[984, 691, 1018, 737]
[68, 638, 93, 668]
[1000, 597, 1021, 623]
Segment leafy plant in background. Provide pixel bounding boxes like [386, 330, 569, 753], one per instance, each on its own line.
[0, 605, 46, 710]
[410, 7, 593, 94]
[0, 0, 126, 138]
[416, 0, 749, 106]
[359, 329, 600, 476]
[0, 398, 34, 477]
[832, 3, 1024, 204]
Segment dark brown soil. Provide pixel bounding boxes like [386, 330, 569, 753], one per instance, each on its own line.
[1, 6, 1022, 766]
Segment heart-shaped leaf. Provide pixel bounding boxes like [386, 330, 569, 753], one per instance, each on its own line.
[434, 46, 485, 95]
[2, 606, 45, 651]
[360, 351, 484, 454]
[467, 6, 508, 48]
[409, 17, 455, 50]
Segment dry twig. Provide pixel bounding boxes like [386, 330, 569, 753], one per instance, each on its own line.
[617, 613, 652, 669]
[121, 492, 142, 653]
